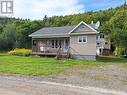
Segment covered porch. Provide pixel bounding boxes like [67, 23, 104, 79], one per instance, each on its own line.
[32, 38, 70, 56]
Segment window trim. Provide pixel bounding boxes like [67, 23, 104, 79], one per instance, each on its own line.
[78, 36, 87, 43]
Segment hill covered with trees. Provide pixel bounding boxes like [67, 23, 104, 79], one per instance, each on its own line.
[0, 4, 127, 55]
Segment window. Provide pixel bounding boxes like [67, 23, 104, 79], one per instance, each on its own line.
[97, 43, 100, 46]
[103, 35, 104, 38]
[99, 48, 102, 53]
[55, 40, 58, 48]
[47, 40, 52, 47]
[51, 40, 60, 48]
[78, 36, 82, 43]
[105, 42, 108, 45]
[78, 36, 87, 43]
[100, 34, 104, 39]
[83, 36, 87, 42]
[33, 40, 37, 46]
[59, 40, 62, 48]
[52, 40, 54, 48]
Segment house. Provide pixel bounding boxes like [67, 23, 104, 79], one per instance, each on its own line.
[96, 33, 111, 55]
[29, 21, 102, 60]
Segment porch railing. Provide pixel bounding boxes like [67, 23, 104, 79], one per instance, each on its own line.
[56, 46, 70, 59]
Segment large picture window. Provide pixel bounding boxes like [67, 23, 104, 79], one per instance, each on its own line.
[51, 40, 61, 48]
[78, 36, 87, 43]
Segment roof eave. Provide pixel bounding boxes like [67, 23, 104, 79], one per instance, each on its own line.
[29, 34, 69, 38]
[69, 32, 99, 35]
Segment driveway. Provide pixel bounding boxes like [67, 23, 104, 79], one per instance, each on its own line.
[0, 75, 127, 95]
[40, 64, 127, 92]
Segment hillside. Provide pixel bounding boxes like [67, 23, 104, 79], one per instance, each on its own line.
[41, 5, 126, 27]
[0, 5, 126, 30]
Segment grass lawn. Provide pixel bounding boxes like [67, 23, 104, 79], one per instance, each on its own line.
[0, 53, 126, 76]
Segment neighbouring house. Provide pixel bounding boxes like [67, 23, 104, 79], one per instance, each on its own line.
[96, 33, 111, 55]
[29, 21, 110, 60]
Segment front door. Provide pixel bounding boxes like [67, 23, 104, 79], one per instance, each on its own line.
[64, 39, 69, 52]
[38, 40, 46, 52]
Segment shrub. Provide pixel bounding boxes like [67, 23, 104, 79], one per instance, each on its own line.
[8, 48, 32, 56]
[114, 47, 125, 56]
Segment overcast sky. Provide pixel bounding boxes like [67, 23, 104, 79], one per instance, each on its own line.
[11, 0, 125, 20]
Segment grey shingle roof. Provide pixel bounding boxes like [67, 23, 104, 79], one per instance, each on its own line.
[29, 24, 97, 37]
[29, 26, 75, 37]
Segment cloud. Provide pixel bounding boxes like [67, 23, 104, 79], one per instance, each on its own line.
[13, 0, 84, 20]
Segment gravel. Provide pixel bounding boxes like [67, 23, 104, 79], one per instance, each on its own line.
[39, 64, 127, 92]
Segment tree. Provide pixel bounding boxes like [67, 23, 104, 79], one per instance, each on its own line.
[0, 23, 16, 50]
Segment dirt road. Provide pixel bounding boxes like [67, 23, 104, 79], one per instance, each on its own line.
[0, 75, 126, 95]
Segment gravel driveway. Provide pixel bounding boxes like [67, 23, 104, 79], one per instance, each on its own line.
[39, 64, 127, 92]
[0, 75, 127, 95]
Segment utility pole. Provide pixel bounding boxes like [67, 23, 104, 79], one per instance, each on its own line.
[124, 0, 127, 10]
[125, 0, 126, 5]
[124, 0, 127, 16]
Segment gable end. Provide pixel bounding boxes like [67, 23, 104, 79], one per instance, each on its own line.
[69, 21, 98, 34]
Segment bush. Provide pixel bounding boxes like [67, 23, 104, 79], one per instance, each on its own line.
[8, 48, 32, 56]
[114, 47, 125, 56]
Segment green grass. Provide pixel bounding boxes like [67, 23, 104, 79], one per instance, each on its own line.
[0, 53, 126, 76]
[97, 56, 127, 63]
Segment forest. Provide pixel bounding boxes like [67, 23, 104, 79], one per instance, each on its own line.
[0, 4, 127, 55]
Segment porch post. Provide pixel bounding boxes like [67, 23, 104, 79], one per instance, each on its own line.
[32, 38, 33, 52]
[63, 39, 65, 52]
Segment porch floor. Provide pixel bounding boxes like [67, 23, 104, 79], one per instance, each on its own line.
[32, 52, 57, 56]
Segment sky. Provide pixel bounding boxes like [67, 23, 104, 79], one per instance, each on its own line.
[7, 0, 126, 20]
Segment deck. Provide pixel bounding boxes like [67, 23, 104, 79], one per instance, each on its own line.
[32, 52, 57, 56]
[32, 52, 69, 56]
